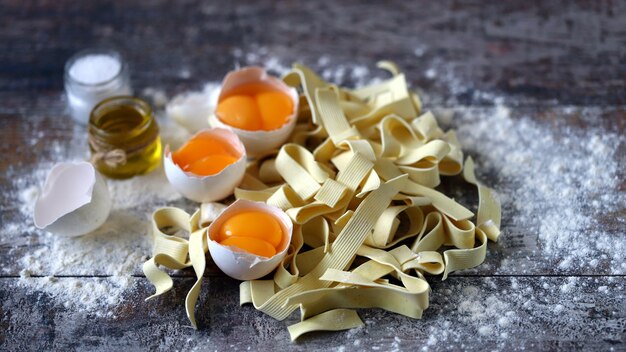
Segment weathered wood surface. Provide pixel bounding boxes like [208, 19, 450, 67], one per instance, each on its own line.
[1, 1, 625, 106]
[2, 277, 625, 351]
[1, 0, 625, 351]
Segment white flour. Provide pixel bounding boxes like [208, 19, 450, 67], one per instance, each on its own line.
[454, 104, 625, 274]
[4, 50, 624, 329]
[14, 165, 184, 317]
[10, 103, 192, 317]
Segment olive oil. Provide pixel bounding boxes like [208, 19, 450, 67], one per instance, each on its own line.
[89, 96, 161, 179]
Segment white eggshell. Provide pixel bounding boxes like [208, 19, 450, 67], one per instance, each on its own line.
[33, 161, 111, 237]
[207, 199, 293, 281]
[208, 66, 299, 157]
[166, 91, 216, 133]
[163, 128, 246, 203]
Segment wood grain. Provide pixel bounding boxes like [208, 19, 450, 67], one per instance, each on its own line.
[1, 0, 624, 350]
[1, 276, 624, 351]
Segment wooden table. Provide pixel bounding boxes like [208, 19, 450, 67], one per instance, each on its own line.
[1, 1, 624, 350]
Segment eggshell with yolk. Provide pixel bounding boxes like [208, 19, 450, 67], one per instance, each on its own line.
[207, 199, 293, 280]
[209, 66, 299, 158]
[163, 128, 246, 203]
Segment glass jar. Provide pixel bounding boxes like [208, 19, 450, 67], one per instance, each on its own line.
[64, 49, 132, 124]
[88, 96, 162, 179]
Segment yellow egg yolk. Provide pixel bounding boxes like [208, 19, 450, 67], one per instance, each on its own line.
[256, 91, 294, 130]
[185, 155, 238, 176]
[220, 236, 276, 258]
[171, 135, 239, 176]
[217, 209, 285, 258]
[218, 211, 283, 248]
[215, 95, 262, 131]
[216, 82, 293, 131]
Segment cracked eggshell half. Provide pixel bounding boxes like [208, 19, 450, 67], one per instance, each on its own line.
[207, 199, 293, 281]
[164, 128, 246, 203]
[166, 91, 215, 134]
[209, 66, 299, 158]
[34, 161, 111, 237]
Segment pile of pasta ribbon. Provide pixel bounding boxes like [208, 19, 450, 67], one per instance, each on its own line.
[142, 62, 502, 340]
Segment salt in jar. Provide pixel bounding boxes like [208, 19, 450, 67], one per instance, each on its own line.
[64, 49, 132, 124]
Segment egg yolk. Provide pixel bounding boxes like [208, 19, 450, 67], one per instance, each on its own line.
[220, 236, 276, 258]
[185, 155, 238, 176]
[217, 210, 284, 258]
[257, 91, 294, 130]
[216, 82, 293, 131]
[171, 134, 239, 176]
[218, 211, 283, 247]
[216, 95, 262, 131]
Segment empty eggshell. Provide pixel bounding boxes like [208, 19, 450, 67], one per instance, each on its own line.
[209, 66, 299, 157]
[163, 128, 246, 203]
[207, 199, 293, 280]
[166, 91, 215, 133]
[34, 161, 111, 237]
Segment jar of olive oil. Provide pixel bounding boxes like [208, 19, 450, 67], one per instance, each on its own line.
[88, 96, 162, 179]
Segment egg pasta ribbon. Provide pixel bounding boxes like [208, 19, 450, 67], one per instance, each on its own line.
[142, 207, 208, 329]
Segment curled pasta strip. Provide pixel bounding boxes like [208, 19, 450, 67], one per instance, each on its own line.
[440, 130, 464, 175]
[258, 158, 283, 184]
[266, 184, 304, 211]
[411, 111, 444, 142]
[464, 157, 502, 242]
[142, 207, 208, 329]
[442, 228, 488, 279]
[142, 62, 502, 339]
[273, 224, 304, 289]
[143, 207, 194, 299]
[287, 309, 363, 341]
[276, 144, 332, 200]
[283, 64, 330, 125]
[315, 88, 361, 144]
[350, 73, 419, 131]
[365, 205, 423, 248]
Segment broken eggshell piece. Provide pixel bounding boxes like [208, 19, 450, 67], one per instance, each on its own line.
[166, 90, 216, 134]
[209, 66, 299, 157]
[207, 199, 293, 281]
[163, 128, 246, 203]
[34, 161, 111, 237]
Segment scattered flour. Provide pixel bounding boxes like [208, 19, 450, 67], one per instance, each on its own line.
[4, 87, 208, 316]
[416, 52, 625, 275]
[453, 104, 625, 274]
[232, 46, 381, 88]
[11, 160, 185, 317]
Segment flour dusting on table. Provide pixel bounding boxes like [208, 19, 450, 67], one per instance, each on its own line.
[454, 104, 625, 274]
[9, 109, 193, 317]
